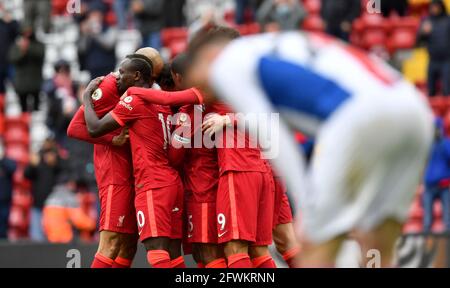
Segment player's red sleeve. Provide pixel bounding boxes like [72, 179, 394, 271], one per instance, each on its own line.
[126, 87, 204, 106]
[67, 107, 115, 145]
[110, 95, 142, 126]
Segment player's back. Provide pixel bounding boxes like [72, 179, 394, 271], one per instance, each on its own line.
[211, 102, 268, 175]
[177, 105, 219, 202]
[89, 73, 133, 188]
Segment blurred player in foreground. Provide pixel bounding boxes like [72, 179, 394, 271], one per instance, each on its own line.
[185, 26, 434, 267]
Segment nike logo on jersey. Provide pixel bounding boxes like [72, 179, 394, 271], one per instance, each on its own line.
[218, 231, 228, 238]
[172, 207, 180, 212]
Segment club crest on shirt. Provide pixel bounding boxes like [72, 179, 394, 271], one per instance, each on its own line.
[179, 113, 188, 124]
[91, 88, 102, 101]
[123, 96, 133, 103]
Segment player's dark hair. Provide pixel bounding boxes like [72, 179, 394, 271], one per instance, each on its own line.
[171, 53, 189, 76]
[157, 63, 175, 90]
[126, 54, 153, 73]
[187, 25, 240, 60]
[128, 57, 153, 82]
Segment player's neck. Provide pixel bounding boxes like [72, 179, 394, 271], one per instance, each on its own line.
[135, 81, 150, 89]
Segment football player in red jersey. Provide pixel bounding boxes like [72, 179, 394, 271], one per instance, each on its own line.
[203, 115, 301, 268]
[67, 48, 164, 268]
[82, 56, 186, 268]
[167, 54, 227, 269]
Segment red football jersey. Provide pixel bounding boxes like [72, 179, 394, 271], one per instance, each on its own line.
[172, 105, 219, 203]
[84, 73, 133, 188]
[110, 93, 180, 192]
[210, 103, 268, 175]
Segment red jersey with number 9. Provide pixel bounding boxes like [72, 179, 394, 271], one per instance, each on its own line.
[110, 93, 179, 192]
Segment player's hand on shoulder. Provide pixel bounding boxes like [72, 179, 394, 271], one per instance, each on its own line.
[202, 113, 231, 137]
[83, 76, 104, 105]
[86, 76, 104, 94]
[112, 127, 130, 146]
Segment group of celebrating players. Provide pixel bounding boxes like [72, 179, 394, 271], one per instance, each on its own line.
[68, 23, 434, 268]
[67, 26, 300, 269]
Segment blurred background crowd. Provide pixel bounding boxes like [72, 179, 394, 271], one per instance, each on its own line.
[0, 0, 449, 244]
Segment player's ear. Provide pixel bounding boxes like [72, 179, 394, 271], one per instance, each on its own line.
[134, 71, 141, 81]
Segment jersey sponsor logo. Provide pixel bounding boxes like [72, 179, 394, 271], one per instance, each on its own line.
[118, 100, 133, 111]
[91, 88, 102, 101]
[172, 207, 180, 212]
[218, 230, 228, 238]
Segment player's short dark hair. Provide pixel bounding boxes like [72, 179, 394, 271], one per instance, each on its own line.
[187, 25, 240, 60]
[127, 57, 153, 81]
[171, 53, 189, 76]
[157, 63, 175, 90]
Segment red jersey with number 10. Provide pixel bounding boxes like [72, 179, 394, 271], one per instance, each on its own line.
[110, 93, 179, 192]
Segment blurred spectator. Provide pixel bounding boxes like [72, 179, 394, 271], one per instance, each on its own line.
[113, 0, 131, 30]
[131, 0, 165, 50]
[42, 180, 96, 243]
[423, 118, 450, 233]
[235, 0, 254, 24]
[42, 60, 78, 146]
[78, 2, 118, 79]
[188, 5, 227, 39]
[321, 0, 361, 41]
[8, 25, 45, 113]
[164, 0, 186, 27]
[418, 0, 450, 96]
[0, 4, 19, 95]
[0, 140, 16, 239]
[256, 0, 306, 32]
[24, 139, 63, 241]
[381, 0, 408, 17]
[23, 0, 51, 33]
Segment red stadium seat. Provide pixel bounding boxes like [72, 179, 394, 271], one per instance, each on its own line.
[302, 15, 325, 32]
[224, 10, 236, 25]
[161, 27, 188, 47]
[5, 115, 30, 132]
[236, 23, 261, 35]
[429, 96, 447, 117]
[169, 40, 188, 59]
[361, 29, 386, 49]
[6, 145, 29, 165]
[0, 93, 4, 111]
[9, 205, 29, 230]
[13, 166, 31, 191]
[12, 189, 33, 208]
[4, 126, 30, 146]
[359, 13, 387, 30]
[302, 0, 321, 15]
[387, 17, 420, 53]
[387, 29, 417, 52]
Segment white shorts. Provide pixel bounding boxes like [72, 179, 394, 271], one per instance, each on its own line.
[298, 83, 434, 244]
